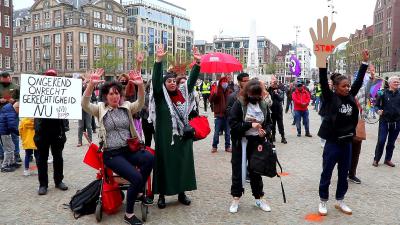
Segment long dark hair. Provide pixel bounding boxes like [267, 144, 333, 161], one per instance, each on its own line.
[241, 79, 263, 105]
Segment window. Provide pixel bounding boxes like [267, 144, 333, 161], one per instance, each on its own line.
[54, 10, 61, 18]
[26, 50, 32, 60]
[106, 14, 112, 22]
[117, 16, 123, 24]
[79, 32, 87, 43]
[26, 62, 32, 71]
[35, 49, 40, 58]
[44, 21, 51, 29]
[80, 59, 87, 69]
[4, 15, 9, 27]
[80, 18, 87, 26]
[44, 12, 50, 19]
[5, 57, 11, 69]
[80, 46, 87, 56]
[55, 60, 62, 69]
[67, 59, 73, 70]
[45, 60, 51, 70]
[0, 54, 2, 68]
[4, 0, 10, 7]
[33, 14, 40, 21]
[94, 47, 100, 57]
[55, 20, 61, 27]
[54, 33, 61, 44]
[93, 34, 101, 45]
[25, 38, 32, 48]
[66, 32, 73, 42]
[55, 47, 61, 58]
[116, 38, 123, 48]
[93, 11, 101, 19]
[107, 36, 113, 44]
[128, 40, 134, 48]
[5, 36, 10, 48]
[66, 45, 72, 55]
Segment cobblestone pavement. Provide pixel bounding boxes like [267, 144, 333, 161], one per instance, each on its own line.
[1, 108, 399, 225]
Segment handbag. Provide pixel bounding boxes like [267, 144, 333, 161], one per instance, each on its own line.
[354, 119, 366, 141]
[189, 116, 211, 140]
[109, 110, 144, 152]
[102, 177, 123, 215]
[354, 97, 366, 141]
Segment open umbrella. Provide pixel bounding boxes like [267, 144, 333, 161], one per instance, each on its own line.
[191, 52, 243, 73]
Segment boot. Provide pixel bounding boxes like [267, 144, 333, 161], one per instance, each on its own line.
[157, 195, 166, 209]
[281, 136, 287, 144]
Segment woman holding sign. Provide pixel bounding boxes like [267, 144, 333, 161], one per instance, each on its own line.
[310, 16, 369, 216]
[82, 69, 154, 225]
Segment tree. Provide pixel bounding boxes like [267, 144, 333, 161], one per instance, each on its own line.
[94, 44, 123, 77]
[265, 63, 276, 74]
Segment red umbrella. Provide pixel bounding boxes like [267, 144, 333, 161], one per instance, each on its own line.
[191, 52, 243, 73]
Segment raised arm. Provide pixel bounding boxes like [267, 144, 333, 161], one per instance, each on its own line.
[128, 71, 145, 114]
[187, 47, 201, 92]
[81, 69, 105, 118]
[350, 50, 369, 96]
[152, 44, 167, 96]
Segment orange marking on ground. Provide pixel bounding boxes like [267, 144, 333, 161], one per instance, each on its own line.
[30, 165, 38, 170]
[304, 213, 325, 222]
[278, 172, 289, 176]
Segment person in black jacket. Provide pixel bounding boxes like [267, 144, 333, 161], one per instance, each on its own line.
[228, 79, 273, 213]
[372, 76, 400, 167]
[316, 50, 369, 216]
[226, 73, 250, 116]
[35, 70, 69, 195]
[268, 80, 287, 144]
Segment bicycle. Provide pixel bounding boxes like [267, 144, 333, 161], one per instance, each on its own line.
[363, 97, 379, 124]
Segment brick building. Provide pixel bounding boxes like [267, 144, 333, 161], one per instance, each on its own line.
[0, 0, 12, 71]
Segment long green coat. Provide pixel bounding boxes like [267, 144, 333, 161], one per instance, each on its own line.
[152, 62, 200, 195]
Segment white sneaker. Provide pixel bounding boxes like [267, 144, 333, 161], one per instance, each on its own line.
[335, 200, 352, 215]
[47, 156, 53, 164]
[229, 199, 240, 213]
[23, 169, 31, 176]
[318, 201, 328, 216]
[255, 198, 271, 212]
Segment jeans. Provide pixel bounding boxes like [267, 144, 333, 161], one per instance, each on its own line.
[212, 116, 231, 149]
[374, 120, 400, 162]
[294, 110, 310, 135]
[319, 141, 352, 201]
[78, 111, 92, 144]
[1, 135, 15, 167]
[103, 149, 154, 214]
[35, 136, 66, 187]
[24, 149, 39, 170]
[202, 94, 210, 112]
[314, 96, 321, 111]
[11, 133, 20, 155]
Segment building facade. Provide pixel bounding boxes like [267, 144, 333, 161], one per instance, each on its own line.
[346, 25, 374, 74]
[124, 0, 194, 74]
[275, 44, 312, 83]
[372, 0, 400, 73]
[199, 36, 279, 75]
[13, 0, 136, 79]
[0, 0, 12, 71]
[193, 40, 213, 55]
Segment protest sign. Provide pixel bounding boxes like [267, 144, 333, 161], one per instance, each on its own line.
[19, 74, 82, 120]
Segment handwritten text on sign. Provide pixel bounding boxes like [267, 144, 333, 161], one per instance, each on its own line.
[314, 44, 335, 53]
[19, 74, 82, 119]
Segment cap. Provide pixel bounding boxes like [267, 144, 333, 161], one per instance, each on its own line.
[44, 69, 57, 76]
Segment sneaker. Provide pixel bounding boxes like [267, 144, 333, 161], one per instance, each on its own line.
[1, 165, 16, 173]
[348, 176, 361, 184]
[55, 182, 68, 191]
[318, 201, 328, 216]
[38, 186, 48, 195]
[47, 156, 53, 164]
[23, 169, 31, 176]
[229, 199, 240, 213]
[335, 200, 352, 215]
[255, 198, 271, 212]
[124, 214, 143, 225]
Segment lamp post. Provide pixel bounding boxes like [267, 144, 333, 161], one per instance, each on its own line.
[327, 0, 338, 22]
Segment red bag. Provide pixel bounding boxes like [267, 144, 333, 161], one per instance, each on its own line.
[189, 116, 211, 140]
[83, 143, 102, 170]
[127, 137, 144, 153]
[102, 179, 122, 215]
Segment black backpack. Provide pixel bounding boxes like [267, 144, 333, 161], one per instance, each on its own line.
[68, 179, 101, 219]
[249, 141, 287, 203]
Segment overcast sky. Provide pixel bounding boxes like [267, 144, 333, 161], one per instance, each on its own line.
[15, 0, 376, 66]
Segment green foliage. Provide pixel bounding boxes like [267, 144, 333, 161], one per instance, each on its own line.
[94, 44, 123, 75]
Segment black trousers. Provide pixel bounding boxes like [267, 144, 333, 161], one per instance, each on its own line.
[202, 94, 210, 112]
[35, 136, 66, 187]
[271, 112, 285, 137]
[231, 136, 264, 199]
[142, 118, 154, 147]
[91, 116, 97, 132]
[349, 139, 362, 177]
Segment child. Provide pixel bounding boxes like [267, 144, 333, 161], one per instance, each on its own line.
[19, 117, 39, 176]
[0, 102, 20, 172]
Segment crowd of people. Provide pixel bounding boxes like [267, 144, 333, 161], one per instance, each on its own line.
[1, 42, 400, 224]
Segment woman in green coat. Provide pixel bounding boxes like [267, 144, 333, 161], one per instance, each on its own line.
[151, 44, 202, 208]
